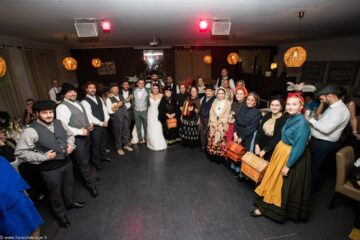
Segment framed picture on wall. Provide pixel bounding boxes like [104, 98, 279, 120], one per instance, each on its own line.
[98, 61, 116, 75]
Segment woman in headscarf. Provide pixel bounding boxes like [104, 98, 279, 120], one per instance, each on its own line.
[207, 87, 232, 163]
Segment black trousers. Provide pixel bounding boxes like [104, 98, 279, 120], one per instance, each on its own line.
[199, 118, 209, 149]
[310, 137, 338, 191]
[112, 118, 130, 149]
[40, 161, 74, 219]
[90, 126, 107, 167]
[73, 136, 95, 188]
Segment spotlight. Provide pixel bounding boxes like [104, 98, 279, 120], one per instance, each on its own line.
[199, 19, 209, 32]
[101, 20, 111, 32]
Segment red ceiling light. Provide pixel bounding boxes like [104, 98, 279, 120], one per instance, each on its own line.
[199, 19, 209, 32]
[101, 20, 111, 32]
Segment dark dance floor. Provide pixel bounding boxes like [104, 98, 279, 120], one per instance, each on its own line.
[38, 144, 355, 240]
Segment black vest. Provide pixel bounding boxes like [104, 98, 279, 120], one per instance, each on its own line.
[200, 96, 215, 119]
[31, 120, 69, 171]
[109, 95, 128, 121]
[83, 96, 105, 121]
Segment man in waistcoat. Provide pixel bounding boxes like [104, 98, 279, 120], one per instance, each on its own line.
[133, 79, 149, 144]
[106, 83, 133, 155]
[56, 83, 99, 198]
[199, 84, 215, 151]
[165, 76, 179, 96]
[120, 80, 135, 136]
[15, 100, 86, 228]
[214, 68, 235, 90]
[81, 81, 112, 172]
[145, 72, 165, 90]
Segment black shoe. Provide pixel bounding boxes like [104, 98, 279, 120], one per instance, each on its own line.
[238, 176, 246, 182]
[101, 157, 113, 162]
[67, 201, 87, 209]
[95, 165, 103, 171]
[233, 173, 239, 177]
[58, 216, 70, 228]
[88, 186, 99, 198]
[92, 177, 101, 183]
[250, 210, 262, 218]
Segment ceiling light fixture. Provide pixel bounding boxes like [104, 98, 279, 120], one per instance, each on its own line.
[199, 19, 209, 32]
[284, 11, 307, 68]
[101, 20, 111, 33]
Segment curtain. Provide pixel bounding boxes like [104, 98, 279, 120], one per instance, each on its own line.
[239, 49, 270, 75]
[0, 49, 25, 118]
[21, 49, 60, 100]
[175, 49, 211, 85]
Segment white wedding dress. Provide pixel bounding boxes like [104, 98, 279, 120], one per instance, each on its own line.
[147, 96, 167, 151]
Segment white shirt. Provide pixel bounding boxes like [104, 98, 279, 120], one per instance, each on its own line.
[49, 87, 62, 104]
[81, 94, 110, 126]
[121, 90, 131, 110]
[106, 95, 121, 114]
[56, 99, 85, 136]
[309, 100, 350, 142]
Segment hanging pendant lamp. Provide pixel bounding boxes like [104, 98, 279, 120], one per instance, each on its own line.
[227, 52, 240, 65]
[203, 55, 212, 64]
[63, 57, 78, 71]
[284, 11, 307, 68]
[62, 34, 78, 71]
[0, 57, 6, 78]
[91, 58, 102, 68]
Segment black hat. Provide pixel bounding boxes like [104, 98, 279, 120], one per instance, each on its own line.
[59, 82, 77, 95]
[315, 85, 337, 97]
[33, 100, 56, 112]
[108, 82, 119, 89]
[205, 83, 214, 90]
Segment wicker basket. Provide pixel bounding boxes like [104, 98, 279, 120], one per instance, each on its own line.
[241, 152, 269, 184]
[225, 141, 246, 162]
[166, 118, 177, 129]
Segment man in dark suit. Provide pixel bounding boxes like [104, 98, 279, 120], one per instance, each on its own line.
[199, 84, 215, 151]
[119, 80, 135, 135]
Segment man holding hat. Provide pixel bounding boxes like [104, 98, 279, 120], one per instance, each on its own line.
[56, 83, 99, 198]
[106, 82, 133, 155]
[81, 81, 112, 172]
[15, 100, 86, 228]
[306, 85, 350, 192]
[199, 84, 215, 151]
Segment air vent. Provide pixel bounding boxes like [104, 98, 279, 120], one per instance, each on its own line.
[211, 19, 231, 36]
[74, 18, 98, 38]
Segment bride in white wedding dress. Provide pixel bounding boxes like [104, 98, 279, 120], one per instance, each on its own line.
[147, 84, 167, 151]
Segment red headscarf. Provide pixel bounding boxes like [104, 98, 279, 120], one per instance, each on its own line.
[287, 92, 305, 114]
[234, 86, 249, 97]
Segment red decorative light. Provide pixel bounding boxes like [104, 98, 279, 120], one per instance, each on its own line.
[199, 20, 209, 32]
[101, 20, 111, 32]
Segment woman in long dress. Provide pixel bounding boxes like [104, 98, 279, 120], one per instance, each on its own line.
[179, 86, 201, 147]
[207, 87, 231, 163]
[251, 93, 311, 223]
[254, 96, 287, 161]
[147, 84, 167, 151]
[158, 86, 181, 145]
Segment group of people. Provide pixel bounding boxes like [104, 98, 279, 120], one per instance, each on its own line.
[1, 67, 359, 238]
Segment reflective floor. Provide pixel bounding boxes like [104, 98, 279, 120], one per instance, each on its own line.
[38, 144, 355, 240]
